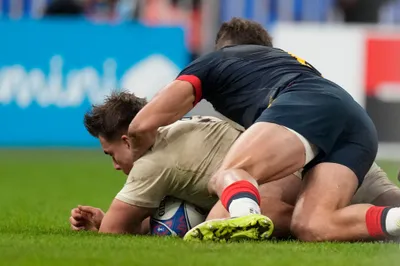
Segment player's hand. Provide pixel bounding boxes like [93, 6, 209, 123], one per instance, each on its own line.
[69, 205, 105, 232]
[70, 207, 92, 231]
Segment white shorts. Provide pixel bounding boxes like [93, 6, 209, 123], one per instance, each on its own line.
[283, 127, 319, 178]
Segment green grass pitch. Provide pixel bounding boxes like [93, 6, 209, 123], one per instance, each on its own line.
[0, 150, 399, 266]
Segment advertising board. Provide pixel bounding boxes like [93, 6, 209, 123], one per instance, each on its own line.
[0, 20, 187, 146]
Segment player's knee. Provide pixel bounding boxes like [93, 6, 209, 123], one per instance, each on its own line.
[290, 216, 332, 242]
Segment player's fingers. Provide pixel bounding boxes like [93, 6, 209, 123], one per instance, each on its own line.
[71, 208, 81, 216]
[80, 211, 94, 220]
[69, 216, 85, 227]
[71, 210, 84, 220]
[78, 205, 97, 214]
[71, 225, 85, 231]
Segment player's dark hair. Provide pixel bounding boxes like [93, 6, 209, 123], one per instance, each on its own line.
[84, 91, 147, 141]
[215, 17, 273, 50]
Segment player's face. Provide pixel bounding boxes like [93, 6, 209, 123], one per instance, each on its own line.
[99, 135, 133, 175]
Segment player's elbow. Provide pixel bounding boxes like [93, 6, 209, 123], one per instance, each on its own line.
[99, 222, 143, 236]
[98, 225, 129, 235]
[127, 119, 150, 137]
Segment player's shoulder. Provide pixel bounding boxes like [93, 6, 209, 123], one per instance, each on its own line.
[127, 136, 176, 181]
[195, 45, 274, 60]
[185, 115, 244, 132]
[190, 50, 224, 65]
[181, 115, 223, 124]
[222, 45, 293, 61]
[127, 153, 169, 182]
[157, 116, 242, 150]
[145, 116, 241, 161]
[157, 116, 219, 138]
[168, 115, 242, 134]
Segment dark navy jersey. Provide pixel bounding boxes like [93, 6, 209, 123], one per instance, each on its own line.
[176, 45, 323, 128]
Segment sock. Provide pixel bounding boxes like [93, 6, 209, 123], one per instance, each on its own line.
[384, 208, 400, 236]
[221, 180, 261, 217]
[365, 206, 400, 238]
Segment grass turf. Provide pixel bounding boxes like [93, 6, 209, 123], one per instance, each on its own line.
[0, 149, 399, 266]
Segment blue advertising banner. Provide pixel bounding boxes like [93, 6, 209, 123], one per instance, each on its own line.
[0, 20, 188, 147]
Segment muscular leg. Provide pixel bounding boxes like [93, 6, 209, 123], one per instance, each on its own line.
[207, 122, 309, 217]
[187, 124, 400, 242]
[291, 163, 382, 242]
[205, 160, 400, 241]
[259, 169, 400, 239]
[183, 122, 319, 242]
[185, 90, 367, 242]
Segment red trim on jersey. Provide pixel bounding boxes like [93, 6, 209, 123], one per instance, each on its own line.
[366, 206, 386, 239]
[176, 75, 202, 105]
[221, 180, 261, 209]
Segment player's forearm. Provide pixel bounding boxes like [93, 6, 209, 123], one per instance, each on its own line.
[129, 81, 195, 134]
[98, 217, 143, 235]
[98, 218, 149, 235]
[97, 200, 152, 235]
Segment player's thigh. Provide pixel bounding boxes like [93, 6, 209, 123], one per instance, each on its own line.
[293, 137, 376, 222]
[218, 89, 351, 185]
[292, 162, 359, 229]
[214, 122, 306, 185]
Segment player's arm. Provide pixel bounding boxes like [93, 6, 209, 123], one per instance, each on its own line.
[128, 80, 196, 136]
[102, 158, 174, 235]
[99, 199, 153, 235]
[128, 52, 220, 151]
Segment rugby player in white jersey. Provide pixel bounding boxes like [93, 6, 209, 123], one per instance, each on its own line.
[69, 92, 400, 239]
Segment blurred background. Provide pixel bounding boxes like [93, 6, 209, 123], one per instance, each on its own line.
[0, 0, 400, 160]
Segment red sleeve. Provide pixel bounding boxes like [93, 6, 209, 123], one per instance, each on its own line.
[176, 75, 202, 106]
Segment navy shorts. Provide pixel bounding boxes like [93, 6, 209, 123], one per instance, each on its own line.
[255, 76, 378, 185]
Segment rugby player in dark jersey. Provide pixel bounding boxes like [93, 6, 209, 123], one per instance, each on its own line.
[127, 18, 400, 242]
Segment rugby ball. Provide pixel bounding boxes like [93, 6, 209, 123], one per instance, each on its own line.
[150, 197, 207, 237]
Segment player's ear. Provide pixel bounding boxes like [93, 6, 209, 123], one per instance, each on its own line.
[121, 135, 131, 149]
